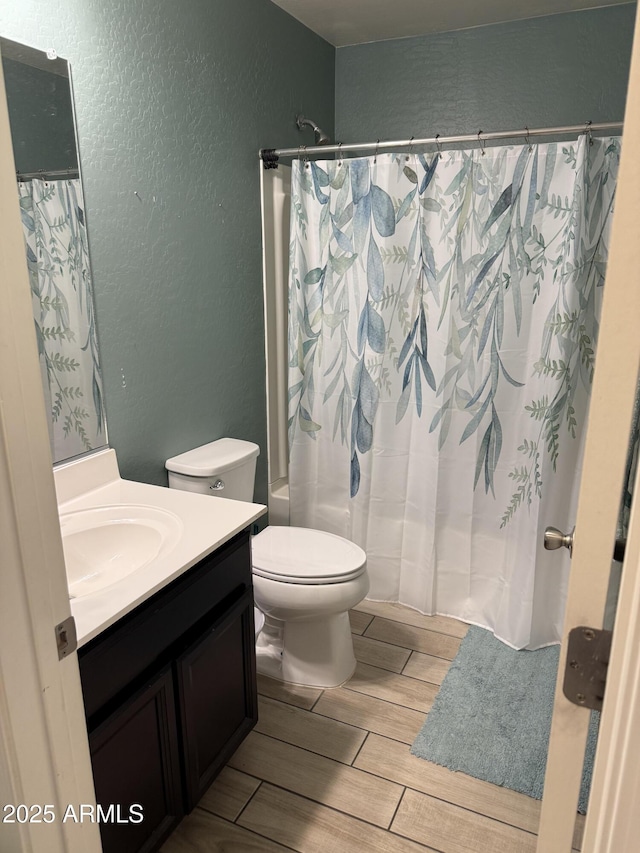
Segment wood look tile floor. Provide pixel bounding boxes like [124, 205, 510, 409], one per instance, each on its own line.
[161, 601, 585, 853]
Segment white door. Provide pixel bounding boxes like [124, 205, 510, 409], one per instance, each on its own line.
[536, 6, 640, 851]
[0, 47, 101, 853]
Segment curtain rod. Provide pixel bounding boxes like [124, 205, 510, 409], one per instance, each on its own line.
[16, 168, 79, 181]
[260, 121, 623, 167]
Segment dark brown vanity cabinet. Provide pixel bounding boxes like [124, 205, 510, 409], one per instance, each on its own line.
[78, 530, 258, 853]
[176, 589, 256, 809]
[88, 667, 182, 853]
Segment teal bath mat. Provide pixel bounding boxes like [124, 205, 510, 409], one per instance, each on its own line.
[411, 626, 599, 813]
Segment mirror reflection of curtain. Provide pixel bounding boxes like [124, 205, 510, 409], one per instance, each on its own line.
[288, 138, 620, 649]
[19, 178, 105, 463]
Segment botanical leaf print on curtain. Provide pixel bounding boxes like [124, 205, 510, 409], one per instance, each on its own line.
[288, 137, 619, 649]
[19, 179, 105, 462]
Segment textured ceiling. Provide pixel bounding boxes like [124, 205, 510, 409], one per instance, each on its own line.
[269, 0, 632, 46]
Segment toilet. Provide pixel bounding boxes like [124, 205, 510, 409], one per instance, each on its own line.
[165, 438, 369, 688]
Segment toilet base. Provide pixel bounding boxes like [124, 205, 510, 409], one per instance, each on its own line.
[255, 611, 356, 689]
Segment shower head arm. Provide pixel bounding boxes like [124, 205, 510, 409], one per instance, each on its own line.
[296, 115, 319, 134]
[296, 115, 331, 145]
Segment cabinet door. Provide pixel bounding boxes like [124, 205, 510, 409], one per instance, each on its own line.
[89, 666, 183, 853]
[176, 587, 257, 811]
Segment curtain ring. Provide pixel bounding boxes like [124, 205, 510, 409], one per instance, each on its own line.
[406, 136, 415, 161]
[338, 141, 343, 167]
[303, 145, 310, 168]
[585, 120, 593, 146]
[477, 130, 486, 156]
[435, 133, 443, 156]
[524, 126, 533, 152]
[374, 139, 380, 163]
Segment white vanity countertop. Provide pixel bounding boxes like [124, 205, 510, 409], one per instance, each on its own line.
[55, 449, 266, 647]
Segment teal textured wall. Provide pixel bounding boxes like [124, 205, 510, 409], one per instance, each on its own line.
[336, 6, 635, 142]
[0, 0, 334, 500]
[3, 2, 634, 503]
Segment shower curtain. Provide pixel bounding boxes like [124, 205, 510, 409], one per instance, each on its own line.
[288, 137, 620, 649]
[19, 178, 104, 463]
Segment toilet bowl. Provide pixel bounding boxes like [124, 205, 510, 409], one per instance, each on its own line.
[252, 526, 368, 687]
[166, 438, 369, 688]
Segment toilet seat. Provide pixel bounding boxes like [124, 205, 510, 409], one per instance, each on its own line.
[252, 526, 366, 585]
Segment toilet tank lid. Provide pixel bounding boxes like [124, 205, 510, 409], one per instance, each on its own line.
[165, 438, 260, 477]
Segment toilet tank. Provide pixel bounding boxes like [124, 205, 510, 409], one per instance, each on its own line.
[165, 438, 260, 502]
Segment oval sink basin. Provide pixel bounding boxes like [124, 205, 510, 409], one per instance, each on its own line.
[60, 504, 183, 598]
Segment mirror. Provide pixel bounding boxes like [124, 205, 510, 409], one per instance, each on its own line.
[1, 36, 107, 464]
